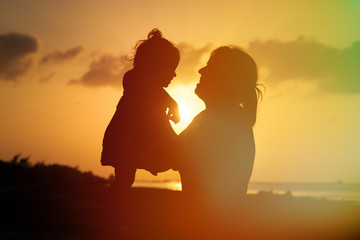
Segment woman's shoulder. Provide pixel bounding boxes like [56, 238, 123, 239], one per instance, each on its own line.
[179, 110, 205, 136]
[205, 106, 251, 125]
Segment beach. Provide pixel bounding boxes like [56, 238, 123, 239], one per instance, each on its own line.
[1, 160, 359, 239]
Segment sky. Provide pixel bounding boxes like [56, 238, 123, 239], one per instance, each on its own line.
[1, 0, 360, 183]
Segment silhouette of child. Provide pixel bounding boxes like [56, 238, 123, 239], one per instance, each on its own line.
[101, 29, 180, 232]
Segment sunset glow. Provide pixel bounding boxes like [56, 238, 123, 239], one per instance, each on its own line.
[179, 104, 191, 122]
[0, 0, 359, 184]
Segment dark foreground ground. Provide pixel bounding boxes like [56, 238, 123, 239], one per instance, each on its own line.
[0, 158, 359, 240]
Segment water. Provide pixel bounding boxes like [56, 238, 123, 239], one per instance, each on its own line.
[133, 181, 360, 203]
[247, 182, 360, 203]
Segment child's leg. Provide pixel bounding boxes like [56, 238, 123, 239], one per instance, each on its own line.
[106, 167, 136, 230]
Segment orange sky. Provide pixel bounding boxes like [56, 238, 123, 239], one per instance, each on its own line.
[1, 0, 360, 183]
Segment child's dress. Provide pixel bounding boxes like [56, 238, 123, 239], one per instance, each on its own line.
[101, 69, 179, 176]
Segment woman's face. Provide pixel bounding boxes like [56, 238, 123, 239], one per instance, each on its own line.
[195, 53, 243, 106]
[196, 47, 258, 107]
[195, 56, 224, 102]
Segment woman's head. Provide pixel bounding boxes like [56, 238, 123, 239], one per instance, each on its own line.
[131, 29, 180, 87]
[195, 46, 262, 125]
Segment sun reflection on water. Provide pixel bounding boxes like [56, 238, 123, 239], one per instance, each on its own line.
[133, 181, 182, 191]
[169, 181, 182, 191]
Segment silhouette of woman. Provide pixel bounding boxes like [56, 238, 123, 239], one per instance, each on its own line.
[101, 29, 180, 233]
[178, 46, 262, 238]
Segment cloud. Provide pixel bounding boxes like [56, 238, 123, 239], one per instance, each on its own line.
[40, 46, 84, 65]
[71, 43, 212, 88]
[0, 32, 84, 84]
[176, 42, 212, 84]
[69, 54, 132, 88]
[39, 72, 55, 83]
[248, 37, 360, 93]
[0, 32, 39, 82]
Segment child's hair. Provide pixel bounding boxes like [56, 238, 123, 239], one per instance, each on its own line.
[129, 28, 180, 72]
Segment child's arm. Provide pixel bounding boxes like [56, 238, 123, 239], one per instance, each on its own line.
[161, 88, 180, 124]
[168, 101, 180, 124]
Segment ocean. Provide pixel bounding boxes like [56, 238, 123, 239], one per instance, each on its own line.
[132, 181, 360, 203]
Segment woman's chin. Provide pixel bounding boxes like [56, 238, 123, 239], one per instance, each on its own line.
[163, 79, 173, 88]
[195, 86, 204, 100]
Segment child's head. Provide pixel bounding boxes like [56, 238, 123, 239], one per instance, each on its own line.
[131, 29, 180, 87]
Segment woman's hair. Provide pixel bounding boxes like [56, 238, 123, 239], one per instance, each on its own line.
[209, 46, 263, 126]
[129, 28, 180, 72]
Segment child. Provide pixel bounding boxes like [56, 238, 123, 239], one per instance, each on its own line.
[101, 29, 180, 232]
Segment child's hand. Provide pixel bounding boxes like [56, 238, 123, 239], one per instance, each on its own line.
[168, 103, 180, 124]
[162, 88, 180, 124]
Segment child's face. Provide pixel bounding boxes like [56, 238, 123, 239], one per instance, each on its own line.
[154, 57, 179, 88]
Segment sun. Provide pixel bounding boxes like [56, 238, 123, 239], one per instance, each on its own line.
[179, 104, 191, 121]
[167, 83, 205, 133]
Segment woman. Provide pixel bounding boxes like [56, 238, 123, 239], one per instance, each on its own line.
[178, 46, 262, 238]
